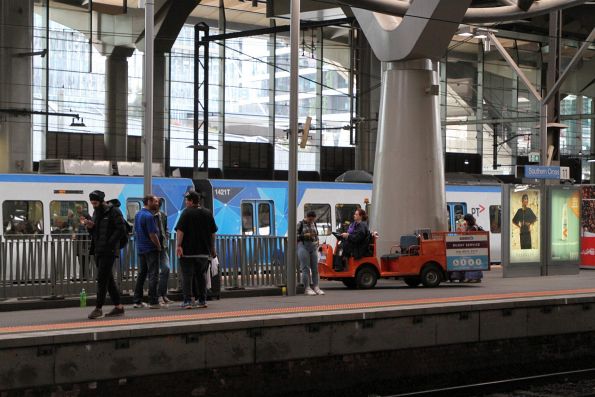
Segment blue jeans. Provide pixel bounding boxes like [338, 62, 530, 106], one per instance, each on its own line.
[158, 250, 170, 297]
[180, 257, 209, 304]
[134, 251, 160, 305]
[298, 241, 319, 288]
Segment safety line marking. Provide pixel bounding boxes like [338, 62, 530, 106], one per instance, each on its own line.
[1, 288, 595, 335]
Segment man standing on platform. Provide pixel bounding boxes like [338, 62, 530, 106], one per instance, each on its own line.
[85, 190, 126, 319]
[176, 191, 218, 309]
[155, 199, 172, 305]
[133, 195, 162, 309]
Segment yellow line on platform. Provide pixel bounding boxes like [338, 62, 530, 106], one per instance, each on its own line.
[2, 288, 595, 335]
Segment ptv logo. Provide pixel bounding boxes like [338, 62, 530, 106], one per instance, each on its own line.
[471, 205, 486, 217]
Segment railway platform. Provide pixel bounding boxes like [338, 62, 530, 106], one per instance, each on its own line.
[3, 267, 595, 396]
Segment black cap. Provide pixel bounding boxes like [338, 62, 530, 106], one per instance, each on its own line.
[89, 190, 105, 202]
[184, 190, 200, 204]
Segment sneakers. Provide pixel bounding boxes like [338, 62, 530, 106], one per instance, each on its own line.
[313, 287, 325, 295]
[160, 296, 173, 304]
[88, 308, 103, 319]
[304, 288, 317, 296]
[133, 302, 149, 309]
[149, 303, 161, 309]
[105, 306, 125, 317]
[197, 303, 208, 309]
[180, 301, 193, 309]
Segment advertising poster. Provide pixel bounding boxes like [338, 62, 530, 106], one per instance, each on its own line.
[446, 233, 489, 271]
[581, 186, 595, 267]
[510, 188, 540, 263]
[551, 189, 580, 262]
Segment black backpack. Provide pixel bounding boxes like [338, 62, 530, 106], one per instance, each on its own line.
[120, 221, 133, 249]
[111, 207, 131, 249]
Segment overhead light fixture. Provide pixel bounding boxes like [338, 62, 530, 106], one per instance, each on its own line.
[70, 117, 86, 127]
[187, 144, 215, 151]
[474, 29, 488, 40]
[456, 25, 473, 37]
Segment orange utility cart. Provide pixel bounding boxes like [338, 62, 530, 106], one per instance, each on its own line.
[318, 230, 490, 289]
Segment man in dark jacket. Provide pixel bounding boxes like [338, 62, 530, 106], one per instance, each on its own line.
[85, 190, 126, 319]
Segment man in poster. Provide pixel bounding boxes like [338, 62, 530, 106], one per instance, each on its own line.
[512, 194, 538, 249]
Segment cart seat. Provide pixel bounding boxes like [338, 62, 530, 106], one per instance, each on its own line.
[400, 234, 419, 253]
[381, 253, 400, 260]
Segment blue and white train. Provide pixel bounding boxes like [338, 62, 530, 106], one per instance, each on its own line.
[201, 178, 503, 263]
[0, 174, 194, 238]
[0, 174, 503, 263]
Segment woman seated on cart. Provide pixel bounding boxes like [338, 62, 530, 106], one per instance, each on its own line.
[335, 208, 370, 270]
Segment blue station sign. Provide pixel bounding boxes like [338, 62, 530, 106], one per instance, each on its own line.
[525, 165, 560, 180]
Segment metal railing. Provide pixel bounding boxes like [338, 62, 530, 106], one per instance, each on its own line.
[0, 234, 288, 300]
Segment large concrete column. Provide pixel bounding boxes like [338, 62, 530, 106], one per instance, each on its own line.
[152, 52, 167, 167]
[355, 32, 380, 173]
[105, 47, 134, 162]
[352, 0, 471, 255]
[0, 0, 33, 173]
[371, 60, 445, 254]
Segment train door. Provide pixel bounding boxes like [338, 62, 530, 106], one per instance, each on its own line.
[241, 200, 275, 236]
[447, 202, 467, 232]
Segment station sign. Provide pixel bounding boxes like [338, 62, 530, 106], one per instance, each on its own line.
[445, 233, 489, 271]
[524, 165, 560, 180]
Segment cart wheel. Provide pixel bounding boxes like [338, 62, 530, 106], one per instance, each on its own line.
[403, 277, 421, 287]
[355, 266, 378, 289]
[421, 264, 442, 288]
[342, 278, 357, 289]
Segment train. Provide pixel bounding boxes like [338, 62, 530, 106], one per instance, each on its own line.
[0, 174, 194, 239]
[199, 178, 503, 263]
[0, 173, 503, 263]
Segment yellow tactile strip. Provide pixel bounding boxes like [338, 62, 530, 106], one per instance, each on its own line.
[1, 288, 595, 335]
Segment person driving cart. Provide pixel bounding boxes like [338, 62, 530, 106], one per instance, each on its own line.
[336, 208, 370, 270]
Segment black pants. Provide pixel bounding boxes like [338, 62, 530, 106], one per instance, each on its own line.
[95, 254, 121, 308]
[180, 257, 209, 304]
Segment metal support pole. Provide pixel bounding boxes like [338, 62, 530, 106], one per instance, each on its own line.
[286, 0, 300, 296]
[203, 27, 210, 174]
[193, 25, 199, 178]
[143, 0, 154, 196]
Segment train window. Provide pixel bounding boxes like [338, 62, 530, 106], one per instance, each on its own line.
[242, 203, 254, 235]
[335, 204, 361, 233]
[49, 201, 89, 234]
[304, 204, 332, 236]
[2, 200, 44, 235]
[258, 203, 271, 236]
[490, 205, 502, 234]
[453, 203, 467, 231]
[126, 199, 142, 224]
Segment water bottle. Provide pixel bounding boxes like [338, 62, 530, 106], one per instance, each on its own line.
[80, 288, 87, 308]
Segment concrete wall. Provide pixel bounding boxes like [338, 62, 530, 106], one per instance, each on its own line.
[0, 0, 33, 173]
[2, 295, 595, 395]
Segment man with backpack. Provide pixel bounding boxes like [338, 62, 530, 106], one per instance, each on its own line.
[132, 195, 163, 309]
[84, 190, 127, 319]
